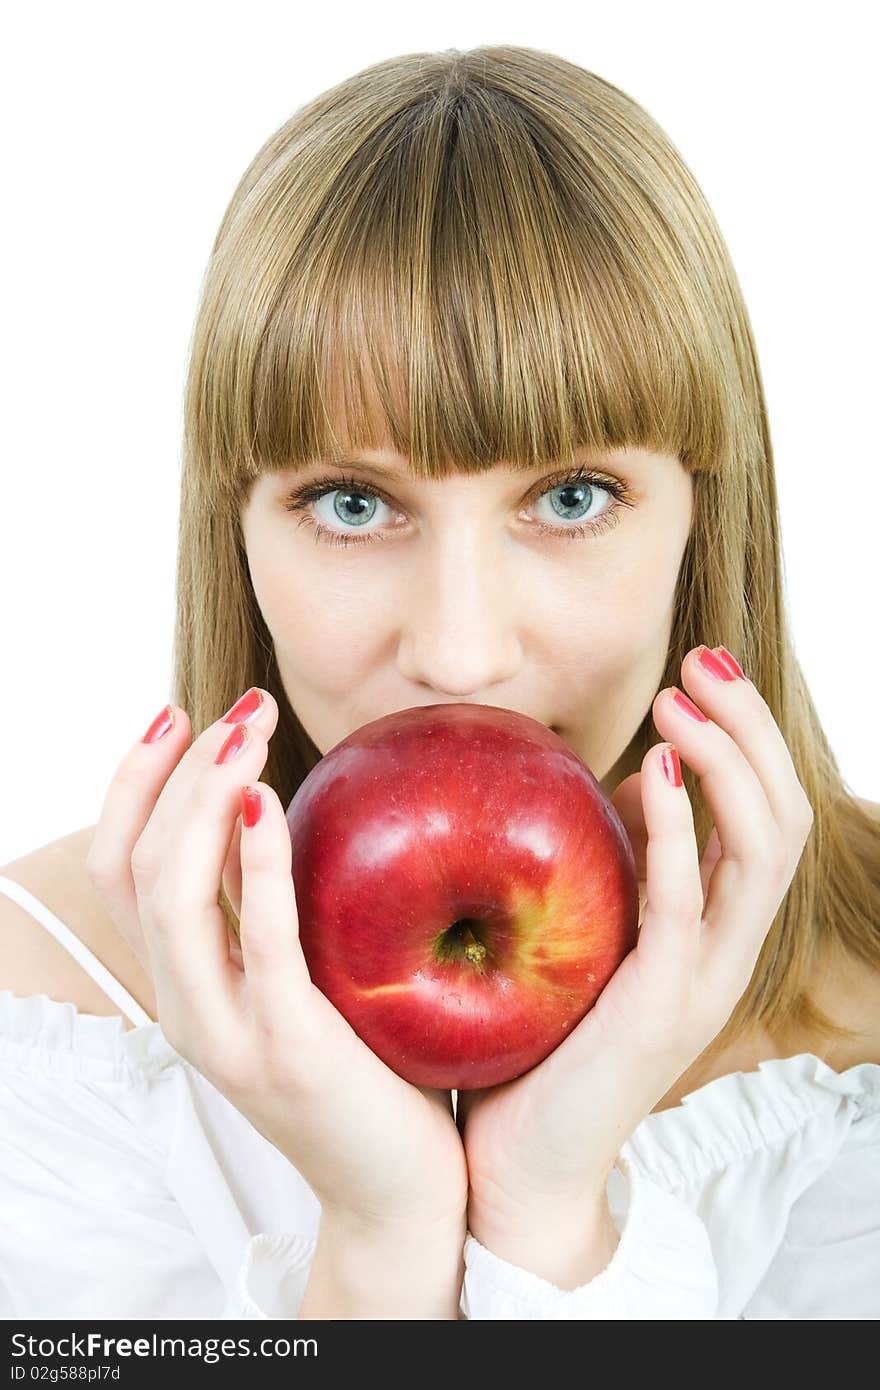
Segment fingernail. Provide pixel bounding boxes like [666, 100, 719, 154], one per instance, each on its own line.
[673, 690, 709, 722]
[714, 646, 746, 680]
[241, 786, 263, 827]
[697, 646, 737, 682]
[659, 744, 682, 787]
[215, 723, 249, 764]
[223, 688, 264, 723]
[142, 705, 174, 744]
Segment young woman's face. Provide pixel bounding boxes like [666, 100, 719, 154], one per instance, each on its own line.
[240, 444, 693, 789]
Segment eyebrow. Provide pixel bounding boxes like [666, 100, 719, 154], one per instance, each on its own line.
[296, 454, 602, 482]
[312, 457, 421, 482]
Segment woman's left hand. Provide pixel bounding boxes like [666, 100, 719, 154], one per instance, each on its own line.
[456, 644, 815, 1238]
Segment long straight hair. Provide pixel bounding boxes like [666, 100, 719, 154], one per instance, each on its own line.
[174, 45, 879, 1066]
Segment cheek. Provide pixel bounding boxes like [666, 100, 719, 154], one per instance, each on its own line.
[546, 544, 679, 665]
[247, 545, 383, 692]
[247, 545, 304, 639]
[551, 550, 679, 766]
[613, 551, 682, 696]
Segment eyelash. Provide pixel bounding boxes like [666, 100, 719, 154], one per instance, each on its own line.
[281, 467, 635, 549]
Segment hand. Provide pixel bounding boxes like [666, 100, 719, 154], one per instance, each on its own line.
[86, 688, 468, 1233]
[456, 645, 814, 1231]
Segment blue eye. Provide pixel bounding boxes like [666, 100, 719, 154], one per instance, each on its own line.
[282, 468, 634, 549]
[326, 488, 381, 529]
[541, 479, 607, 525]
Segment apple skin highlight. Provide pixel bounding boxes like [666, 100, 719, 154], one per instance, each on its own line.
[286, 704, 640, 1090]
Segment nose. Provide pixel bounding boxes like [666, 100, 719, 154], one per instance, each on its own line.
[395, 526, 522, 698]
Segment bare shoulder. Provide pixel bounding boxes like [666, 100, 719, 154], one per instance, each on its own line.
[0, 826, 157, 1030]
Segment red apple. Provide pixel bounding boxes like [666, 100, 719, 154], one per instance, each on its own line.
[285, 704, 639, 1090]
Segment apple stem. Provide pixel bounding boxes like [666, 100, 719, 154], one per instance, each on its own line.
[461, 924, 487, 966]
[433, 917, 490, 970]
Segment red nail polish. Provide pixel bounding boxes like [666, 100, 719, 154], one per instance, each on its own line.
[714, 646, 746, 680]
[215, 724, 249, 764]
[698, 646, 737, 681]
[673, 690, 709, 722]
[142, 705, 174, 744]
[241, 786, 263, 827]
[660, 744, 682, 787]
[223, 688, 264, 723]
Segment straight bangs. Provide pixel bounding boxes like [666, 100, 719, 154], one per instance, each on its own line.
[186, 48, 754, 506]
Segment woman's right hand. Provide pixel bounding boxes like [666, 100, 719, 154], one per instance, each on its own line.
[85, 688, 468, 1235]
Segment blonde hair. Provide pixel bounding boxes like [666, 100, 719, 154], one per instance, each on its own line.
[175, 44, 879, 1067]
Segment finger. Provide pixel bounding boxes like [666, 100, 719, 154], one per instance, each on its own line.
[632, 742, 704, 983]
[610, 768, 730, 922]
[237, 781, 313, 1030]
[651, 680, 780, 875]
[222, 818, 245, 972]
[85, 702, 194, 974]
[228, 931, 244, 972]
[651, 674, 796, 981]
[222, 813, 244, 921]
[135, 688, 278, 860]
[679, 646, 813, 834]
[699, 826, 723, 905]
[132, 690, 279, 1005]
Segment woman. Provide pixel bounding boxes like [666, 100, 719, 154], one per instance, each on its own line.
[1, 44, 878, 1320]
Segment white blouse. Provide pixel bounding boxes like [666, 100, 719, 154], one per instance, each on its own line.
[0, 874, 878, 1320]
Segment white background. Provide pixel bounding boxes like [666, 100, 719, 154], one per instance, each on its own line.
[1, 0, 877, 863]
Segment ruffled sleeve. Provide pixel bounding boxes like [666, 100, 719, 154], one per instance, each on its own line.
[459, 1153, 718, 1319]
[0, 992, 226, 1319]
[0, 991, 323, 1320]
[186, 1056, 880, 1321]
[5, 984, 876, 1321]
[221, 1156, 718, 1319]
[617, 1054, 880, 1319]
[742, 1094, 880, 1318]
[222, 1233, 318, 1318]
